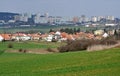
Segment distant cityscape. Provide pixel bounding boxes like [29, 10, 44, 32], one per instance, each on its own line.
[0, 12, 120, 28]
[0, 12, 120, 42]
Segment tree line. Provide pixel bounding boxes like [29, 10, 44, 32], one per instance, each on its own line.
[49, 28, 81, 34]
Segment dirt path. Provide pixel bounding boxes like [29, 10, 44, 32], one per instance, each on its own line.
[6, 48, 59, 54]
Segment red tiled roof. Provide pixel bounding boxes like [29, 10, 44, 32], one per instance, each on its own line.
[61, 32, 68, 38]
[0, 34, 11, 40]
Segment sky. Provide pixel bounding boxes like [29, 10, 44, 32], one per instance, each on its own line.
[0, 0, 120, 17]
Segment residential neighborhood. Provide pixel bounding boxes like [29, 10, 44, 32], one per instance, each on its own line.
[0, 29, 115, 42]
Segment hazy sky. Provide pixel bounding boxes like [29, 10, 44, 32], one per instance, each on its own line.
[0, 0, 120, 17]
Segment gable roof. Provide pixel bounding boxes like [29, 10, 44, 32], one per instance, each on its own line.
[0, 34, 11, 40]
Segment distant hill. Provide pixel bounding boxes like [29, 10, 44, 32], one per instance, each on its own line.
[0, 12, 19, 21]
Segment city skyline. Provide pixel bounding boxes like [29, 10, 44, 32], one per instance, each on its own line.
[0, 0, 120, 17]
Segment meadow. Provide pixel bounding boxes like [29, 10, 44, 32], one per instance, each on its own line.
[0, 41, 65, 51]
[0, 46, 120, 76]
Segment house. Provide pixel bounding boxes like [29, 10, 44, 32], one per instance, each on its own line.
[95, 35, 103, 40]
[0, 34, 11, 41]
[46, 34, 54, 42]
[0, 35, 3, 41]
[11, 33, 31, 41]
[103, 33, 109, 38]
[52, 31, 61, 41]
[94, 30, 104, 35]
[60, 32, 68, 41]
[66, 34, 75, 40]
[45, 31, 62, 42]
[86, 33, 95, 39]
[30, 34, 41, 40]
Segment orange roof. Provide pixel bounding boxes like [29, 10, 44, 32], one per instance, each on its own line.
[73, 34, 79, 39]
[49, 32, 55, 35]
[61, 32, 68, 38]
[66, 34, 74, 40]
[0, 34, 11, 40]
[11, 33, 27, 37]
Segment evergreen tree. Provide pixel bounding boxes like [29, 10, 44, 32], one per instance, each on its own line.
[114, 29, 118, 36]
[77, 28, 80, 32]
[60, 28, 64, 32]
[49, 29, 54, 32]
[64, 28, 69, 33]
[114, 29, 119, 39]
[74, 28, 77, 33]
[103, 29, 107, 33]
[69, 28, 74, 34]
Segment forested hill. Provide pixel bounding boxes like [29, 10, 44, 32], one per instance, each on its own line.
[0, 12, 19, 21]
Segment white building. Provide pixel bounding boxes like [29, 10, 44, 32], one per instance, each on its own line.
[46, 35, 53, 42]
[97, 16, 105, 21]
[91, 16, 97, 22]
[39, 17, 48, 24]
[8, 20, 15, 23]
[24, 13, 32, 18]
[34, 13, 40, 23]
[44, 13, 49, 18]
[105, 24, 117, 26]
[0, 20, 5, 24]
[14, 15, 21, 21]
[94, 30, 104, 35]
[103, 33, 109, 38]
[0, 35, 3, 41]
[106, 16, 115, 20]
[14, 14, 28, 22]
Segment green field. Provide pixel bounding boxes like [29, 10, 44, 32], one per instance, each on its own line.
[0, 41, 64, 51]
[0, 47, 120, 76]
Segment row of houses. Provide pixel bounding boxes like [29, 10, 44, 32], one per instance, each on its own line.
[0, 30, 111, 42]
[0, 33, 42, 41]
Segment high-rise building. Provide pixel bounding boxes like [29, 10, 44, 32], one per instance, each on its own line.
[24, 13, 32, 18]
[91, 16, 97, 22]
[73, 16, 79, 23]
[106, 16, 115, 20]
[14, 15, 21, 21]
[34, 13, 41, 23]
[80, 15, 87, 22]
[20, 13, 28, 22]
[44, 13, 49, 18]
[97, 16, 105, 21]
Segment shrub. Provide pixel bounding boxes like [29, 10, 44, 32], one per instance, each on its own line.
[18, 49, 27, 53]
[47, 48, 55, 52]
[100, 38, 117, 45]
[58, 40, 92, 52]
[19, 49, 23, 52]
[8, 43, 13, 48]
[58, 46, 69, 52]
[23, 49, 27, 53]
[58, 38, 118, 52]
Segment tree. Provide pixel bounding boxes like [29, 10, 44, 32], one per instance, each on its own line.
[49, 29, 54, 32]
[60, 28, 64, 32]
[114, 29, 118, 36]
[77, 28, 80, 32]
[103, 29, 107, 33]
[74, 28, 77, 34]
[69, 28, 74, 34]
[114, 29, 119, 39]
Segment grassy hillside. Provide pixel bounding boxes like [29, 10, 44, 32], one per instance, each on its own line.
[0, 48, 120, 76]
